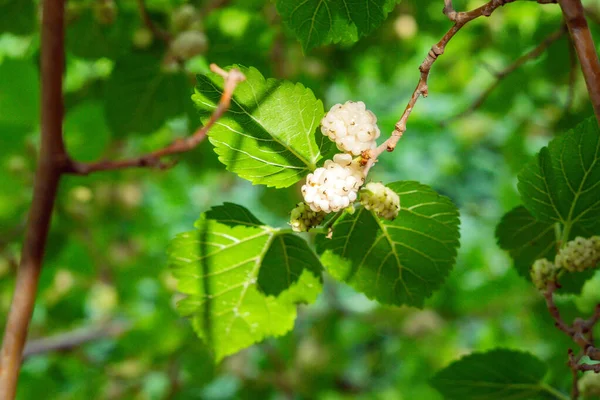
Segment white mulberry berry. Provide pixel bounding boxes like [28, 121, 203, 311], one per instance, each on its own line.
[170, 31, 207, 60]
[321, 101, 381, 156]
[555, 236, 600, 272]
[359, 182, 400, 220]
[530, 258, 556, 290]
[301, 154, 365, 213]
[289, 202, 325, 232]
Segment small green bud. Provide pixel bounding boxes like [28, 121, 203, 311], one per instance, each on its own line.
[359, 182, 400, 221]
[132, 27, 154, 49]
[289, 202, 325, 232]
[555, 236, 600, 272]
[530, 258, 556, 291]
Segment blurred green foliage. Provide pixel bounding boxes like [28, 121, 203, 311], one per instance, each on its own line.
[2, 0, 600, 398]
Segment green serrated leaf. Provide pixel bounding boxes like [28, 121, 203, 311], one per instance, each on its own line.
[496, 205, 598, 294]
[105, 53, 190, 136]
[496, 206, 557, 278]
[0, 59, 39, 129]
[518, 117, 600, 229]
[276, 0, 401, 51]
[0, 0, 35, 35]
[169, 203, 322, 360]
[431, 349, 552, 400]
[193, 66, 329, 188]
[318, 181, 460, 307]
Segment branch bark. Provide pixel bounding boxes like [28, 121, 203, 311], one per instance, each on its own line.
[0, 0, 67, 397]
[558, 0, 600, 124]
[363, 0, 555, 174]
[65, 65, 245, 175]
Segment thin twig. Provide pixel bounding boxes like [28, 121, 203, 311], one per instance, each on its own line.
[66, 65, 246, 175]
[362, 0, 556, 174]
[446, 25, 567, 123]
[0, 0, 67, 397]
[136, 0, 171, 43]
[559, 0, 600, 124]
[22, 321, 130, 358]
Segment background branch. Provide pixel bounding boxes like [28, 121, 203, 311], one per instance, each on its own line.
[446, 25, 567, 123]
[136, 0, 171, 42]
[558, 0, 600, 124]
[22, 321, 130, 359]
[65, 65, 246, 175]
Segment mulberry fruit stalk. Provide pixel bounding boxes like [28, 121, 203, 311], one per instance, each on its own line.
[359, 182, 400, 220]
[301, 154, 365, 213]
[321, 101, 381, 156]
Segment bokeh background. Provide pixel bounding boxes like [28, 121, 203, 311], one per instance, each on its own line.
[2, 0, 600, 398]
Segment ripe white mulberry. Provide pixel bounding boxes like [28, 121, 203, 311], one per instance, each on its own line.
[359, 182, 400, 220]
[301, 154, 365, 213]
[555, 236, 600, 272]
[170, 31, 207, 60]
[289, 202, 325, 232]
[321, 101, 381, 156]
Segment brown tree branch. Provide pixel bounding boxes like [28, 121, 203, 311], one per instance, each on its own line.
[446, 25, 567, 123]
[558, 0, 600, 124]
[65, 64, 246, 175]
[363, 0, 556, 174]
[22, 321, 130, 359]
[136, 0, 171, 43]
[0, 0, 67, 397]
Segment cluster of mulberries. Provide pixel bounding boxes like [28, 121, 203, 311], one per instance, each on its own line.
[359, 182, 400, 221]
[301, 154, 364, 213]
[555, 236, 600, 272]
[320, 101, 381, 156]
[289, 202, 326, 232]
[530, 258, 556, 291]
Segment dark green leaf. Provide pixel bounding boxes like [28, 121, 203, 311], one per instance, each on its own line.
[518, 117, 600, 229]
[318, 181, 460, 307]
[276, 0, 401, 51]
[0, 0, 35, 35]
[431, 349, 551, 400]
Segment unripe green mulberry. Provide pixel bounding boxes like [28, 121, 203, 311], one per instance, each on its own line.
[289, 202, 325, 232]
[530, 258, 556, 290]
[579, 371, 600, 398]
[93, 0, 117, 25]
[555, 236, 600, 272]
[133, 28, 154, 49]
[171, 4, 199, 33]
[359, 182, 400, 220]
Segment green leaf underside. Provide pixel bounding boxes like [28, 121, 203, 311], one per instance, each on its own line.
[276, 0, 401, 51]
[518, 117, 600, 229]
[105, 53, 190, 136]
[496, 206, 598, 294]
[169, 203, 322, 361]
[193, 66, 327, 188]
[431, 349, 549, 400]
[318, 181, 460, 307]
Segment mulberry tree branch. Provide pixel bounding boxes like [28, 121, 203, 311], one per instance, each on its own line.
[558, 0, 600, 124]
[363, 0, 557, 174]
[0, 0, 67, 397]
[65, 65, 246, 175]
[136, 0, 171, 43]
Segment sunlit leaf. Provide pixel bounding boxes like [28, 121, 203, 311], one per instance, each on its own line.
[193, 66, 330, 188]
[169, 203, 322, 361]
